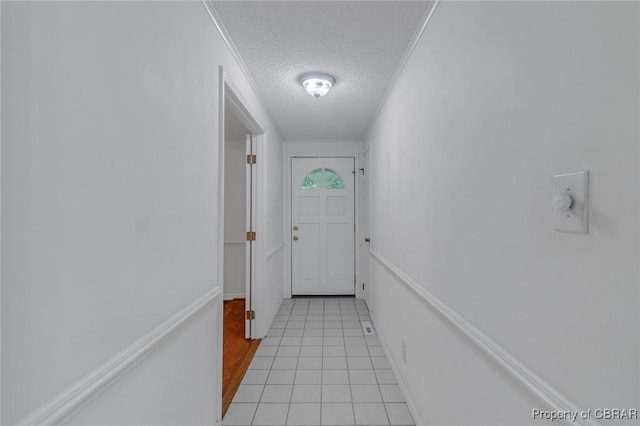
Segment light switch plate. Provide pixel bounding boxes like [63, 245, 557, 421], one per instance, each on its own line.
[553, 171, 589, 233]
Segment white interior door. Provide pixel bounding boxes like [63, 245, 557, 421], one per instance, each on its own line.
[291, 157, 355, 295]
[245, 134, 256, 338]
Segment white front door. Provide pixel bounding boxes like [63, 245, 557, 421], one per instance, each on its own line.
[291, 157, 355, 295]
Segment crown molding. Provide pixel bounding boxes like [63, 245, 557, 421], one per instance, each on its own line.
[365, 0, 441, 141]
[201, 0, 285, 141]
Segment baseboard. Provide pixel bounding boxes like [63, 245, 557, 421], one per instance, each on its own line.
[368, 311, 425, 426]
[13, 287, 222, 426]
[370, 249, 601, 426]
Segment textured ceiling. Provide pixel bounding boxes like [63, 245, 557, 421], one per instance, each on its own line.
[211, 1, 433, 140]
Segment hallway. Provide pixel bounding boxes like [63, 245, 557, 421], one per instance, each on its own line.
[3, 1, 639, 425]
[223, 297, 414, 425]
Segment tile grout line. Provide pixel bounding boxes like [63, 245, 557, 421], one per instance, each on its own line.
[283, 301, 303, 426]
[365, 310, 392, 426]
[244, 297, 407, 426]
[345, 301, 357, 426]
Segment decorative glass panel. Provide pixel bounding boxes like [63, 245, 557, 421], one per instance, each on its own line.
[301, 168, 345, 190]
[302, 176, 317, 189]
[328, 175, 344, 189]
[309, 169, 324, 185]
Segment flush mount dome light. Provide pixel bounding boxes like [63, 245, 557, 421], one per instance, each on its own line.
[300, 72, 336, 98]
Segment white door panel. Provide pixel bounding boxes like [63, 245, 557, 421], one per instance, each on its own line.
[292, 157, 355, 295]
[245, 134, 256, 338]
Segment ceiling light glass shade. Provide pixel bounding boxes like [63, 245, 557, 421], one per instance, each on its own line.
[300, 72, 336, 98]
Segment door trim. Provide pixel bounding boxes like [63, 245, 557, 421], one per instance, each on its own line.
[360, 147, 372, 308]
[219, 68, 265, 341]
[283, 143, 364, 300]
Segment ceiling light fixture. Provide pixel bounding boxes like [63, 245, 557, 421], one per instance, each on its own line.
[300, 72, 336, 98]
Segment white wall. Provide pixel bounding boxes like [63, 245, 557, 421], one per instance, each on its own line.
[258, 129, 286, 336]
[223, 111, 248, 300]
[1, 1, 283, 424]
[366, 2, 639, 425]
[282, 140, 363, 299]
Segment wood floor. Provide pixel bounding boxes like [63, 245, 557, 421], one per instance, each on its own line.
[223, 299, 261, 418]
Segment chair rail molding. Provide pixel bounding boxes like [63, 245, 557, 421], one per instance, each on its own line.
[13, 286, 222, 426]
[369, 249, 601, 426]
[266, 242, 285, 261]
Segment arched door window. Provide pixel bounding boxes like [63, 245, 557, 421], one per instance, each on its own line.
[301, 168, 345, 190]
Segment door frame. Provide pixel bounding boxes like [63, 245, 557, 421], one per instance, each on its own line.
[218, 67, 265, 341]
[283, 142, 364, 299]
[360, 147, 372, 308]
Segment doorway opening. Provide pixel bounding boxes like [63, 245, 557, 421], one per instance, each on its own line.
[222, 103, 258, 415]
[219, 72, 264, 417]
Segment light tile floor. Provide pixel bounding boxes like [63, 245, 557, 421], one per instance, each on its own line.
[223, 297, 415, 426]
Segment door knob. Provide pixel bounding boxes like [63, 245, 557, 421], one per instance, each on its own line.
[364, 237, 371, 243]
[293, 235, 299, 241]
[293, 225, 299, 231]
